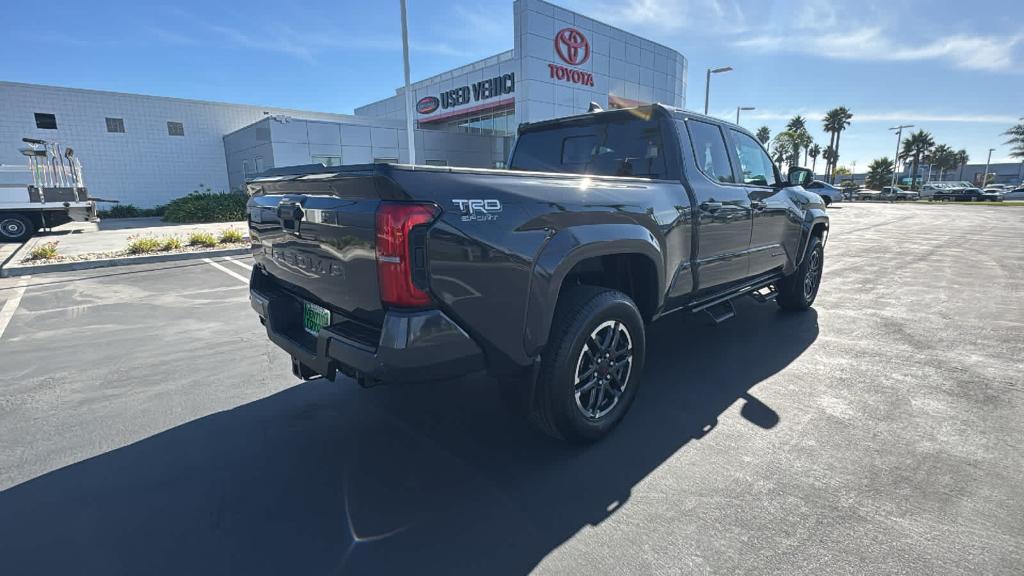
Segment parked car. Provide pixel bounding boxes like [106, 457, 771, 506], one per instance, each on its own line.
[934, 185, 986, 202]
[804, 180, 842, 205]
[855, 188, 882, 201]
[978, 188, 1003, 202]
[880, 186, 919, 201]
[245, 104, 829, 442]
[1003, 188, 1024, 201]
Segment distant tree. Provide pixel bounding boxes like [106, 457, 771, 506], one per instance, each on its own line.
[756, 126, 771, 145]
[772, 131, 799, 170]
[930, 144, 956, 181]
[823, 107, 853, 183]
[866, 157, 895, 189]
[822, 145, 836, 178]
[899, 130, 935, 189]
[955, 149, 970, 180]
[786, 115, 807, 133]
[1003, 118, 1024, 159]
[808, 144, 822, 176]
[834, 166, 851, 177]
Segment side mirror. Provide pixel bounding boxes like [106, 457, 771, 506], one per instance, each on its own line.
[787, 166, 814, 187]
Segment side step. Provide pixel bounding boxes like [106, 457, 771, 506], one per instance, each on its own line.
[704, 300, 735, 324]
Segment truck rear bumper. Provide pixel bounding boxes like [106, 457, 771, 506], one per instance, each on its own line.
[250, 287, 484, 384]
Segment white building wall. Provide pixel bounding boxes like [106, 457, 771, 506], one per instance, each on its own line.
[0, 82, 379, 207]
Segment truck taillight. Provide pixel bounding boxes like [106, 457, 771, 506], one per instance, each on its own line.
[375, 202, 439, 308]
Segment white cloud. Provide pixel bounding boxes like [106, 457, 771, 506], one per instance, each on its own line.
[734, 26, 1023, 72]
[563, 0, 746, 34]
[745, 110, 1020, 124]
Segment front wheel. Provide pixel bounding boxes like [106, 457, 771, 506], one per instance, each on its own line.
[530, 287, 646, 442]
[0, 214, 35, 243]
[776, 235, 824, 311]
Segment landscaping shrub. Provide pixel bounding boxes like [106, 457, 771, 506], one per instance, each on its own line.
[219, 228, 245, 243]
[28, 241, 60, 260]
[126, 236, 163, 254]
[187, 230, 219, 248]
[162, 185, 247, 223]
[98, 204, 167, 218]
[161, 236, 183, 251]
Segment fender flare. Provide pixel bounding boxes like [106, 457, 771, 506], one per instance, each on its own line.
[796, 210, 829, 266]
[522, 223, 664, 358]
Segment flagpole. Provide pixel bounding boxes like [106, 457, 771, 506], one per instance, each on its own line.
[400, 0, 416, 164]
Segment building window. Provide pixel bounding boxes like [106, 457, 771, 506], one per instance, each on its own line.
[242, 160, 252, 178]
[105, 117, 125, 133]
[167, 121, 185, 136]
[35, 113, 57, 130]
[425, 159, 447, 166]
[374, 157, 399, 164]
[254, 157, 264, 173]
[312, 155, 341, 167]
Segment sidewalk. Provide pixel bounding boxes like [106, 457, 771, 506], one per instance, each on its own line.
[1, 218, 250, 277]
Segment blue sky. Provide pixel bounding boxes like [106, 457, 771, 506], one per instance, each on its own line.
[2, 0, 1021, 168]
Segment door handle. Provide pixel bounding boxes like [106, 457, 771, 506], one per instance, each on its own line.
[751, 200, 767, 211]
[700, 201, 723, 212]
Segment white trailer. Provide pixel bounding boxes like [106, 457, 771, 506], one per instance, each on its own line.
[0, 138, 98, 242]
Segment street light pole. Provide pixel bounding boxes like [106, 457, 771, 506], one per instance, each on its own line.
[889, 124, 913, 190]
[703, 66, 733, 115]
[400, 0, 416, 165]
[983, 148, 995, 187]
[736, 106, 754, 125]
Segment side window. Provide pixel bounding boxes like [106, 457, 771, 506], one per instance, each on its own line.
[729, 130, 777, 186]
[685, 120, 734, 183]
[509, 117, 666, 178]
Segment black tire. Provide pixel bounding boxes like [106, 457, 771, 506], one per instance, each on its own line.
[0, 214, 35, 243]
[776, 235, 824, 311]
[823, 197, 832, 207]
[530, 286, 646, 443]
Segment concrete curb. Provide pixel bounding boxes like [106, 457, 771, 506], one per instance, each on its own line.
[1, 246, 251, 277]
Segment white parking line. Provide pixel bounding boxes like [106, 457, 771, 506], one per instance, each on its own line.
[0, 275, 31, 341]
[203, 258, 249, 284]
[225, 257, 253, 271]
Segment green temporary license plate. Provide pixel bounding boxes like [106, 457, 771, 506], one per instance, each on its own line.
[302, 300, 330, 336]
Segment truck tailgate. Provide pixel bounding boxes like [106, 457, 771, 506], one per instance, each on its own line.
[248, 174, 390, 330]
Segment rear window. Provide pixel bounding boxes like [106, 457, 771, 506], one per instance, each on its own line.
[510, 117, 667, 179]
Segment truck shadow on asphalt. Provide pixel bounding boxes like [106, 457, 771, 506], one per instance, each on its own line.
[0, 299, 816, 575]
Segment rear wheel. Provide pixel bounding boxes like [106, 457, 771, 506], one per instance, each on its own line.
[0, 214, 35, 243]
[776, 235, 824, 311]
[530, 286, 645, 442]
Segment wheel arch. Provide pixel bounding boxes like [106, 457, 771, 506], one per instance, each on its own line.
[524, 223, 664, 358]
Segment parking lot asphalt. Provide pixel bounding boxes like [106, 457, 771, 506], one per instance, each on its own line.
[0, 202, 1022, 575]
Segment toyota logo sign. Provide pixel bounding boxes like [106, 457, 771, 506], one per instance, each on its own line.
[555, 28, 590, 66]
[416, 96, 440, 114]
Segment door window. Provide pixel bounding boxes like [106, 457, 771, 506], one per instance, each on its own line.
[685, 120, 735, 184]
[729, 130, 777, 186]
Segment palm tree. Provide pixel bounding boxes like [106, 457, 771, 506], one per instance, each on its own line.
[785, 115, 812, 165]
[955, 149, 969, 180]
[1003, 118, 1024, 159]
[773, 130, 800, 170]
[808, 144, 821, 176]
[786, 115, 807, 133]
[866, 157, 895, 189]
[931, 144, 955, 181]
[822, 145, 836, 179]
[756, 126, 771, 145]
[822, 107, 853, 184]
[899, 130, 935, 189]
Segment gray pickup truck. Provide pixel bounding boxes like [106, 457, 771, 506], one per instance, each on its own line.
[246, 104, 829, 442]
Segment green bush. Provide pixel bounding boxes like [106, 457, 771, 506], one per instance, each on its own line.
[187, 231, 219, 248]
[161, 236, 183, 251]
[162, 185, 247, 223]
[126, 236, 163, 254]
[98, 204, 167, 218]
[28, 241, 60, 260]
[219, 228, 245, 243]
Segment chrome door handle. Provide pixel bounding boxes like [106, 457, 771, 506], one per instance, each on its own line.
[751, 200, 767, 211]
[700, 201, 723, 212]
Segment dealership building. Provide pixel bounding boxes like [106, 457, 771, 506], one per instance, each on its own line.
[0, 0, 687, 207]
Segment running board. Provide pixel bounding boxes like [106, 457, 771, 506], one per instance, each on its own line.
[704, 300, 735, 324]
[690, 272, 784, 315]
